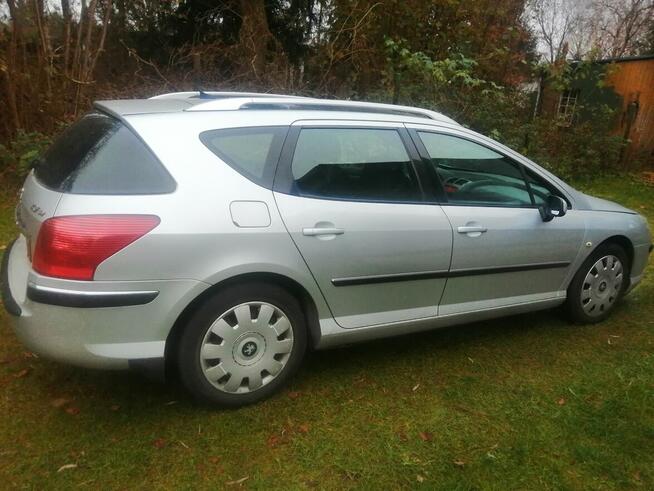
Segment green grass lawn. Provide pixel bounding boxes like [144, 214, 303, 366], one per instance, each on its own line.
[0, 176, 652, 490]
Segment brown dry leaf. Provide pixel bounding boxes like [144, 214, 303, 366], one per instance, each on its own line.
[396, 431, 408, 442]
[57, 464, 77, 473]
[153, 438, 166, 449]
[453, 460, 466, 467]
[266, 434, 280, 448]
[226, 476, 249, 486]
[557, 398, 566, 406]
[298, 423, 310, 434]
[14, 368, 31, 378]
[419, 431, 433, 442]
[288, 391, 301, 400]
[110, 405, 121, 412]
[65, 407, 81, 416]
[51, 398, 70, 408]
[208, 456, 221, 465]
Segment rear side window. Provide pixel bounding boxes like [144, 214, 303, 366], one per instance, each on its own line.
[200, 126, 288, 189]
[35, 112, 175, 194]
[290, 128, 422, 202]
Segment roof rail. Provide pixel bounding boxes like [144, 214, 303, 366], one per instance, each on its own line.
[150, 91, 307, 100]
[186, 96, 457, 124]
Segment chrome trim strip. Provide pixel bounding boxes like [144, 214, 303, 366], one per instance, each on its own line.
[332, 262, 571, 287]
[27, 282, 159, 308]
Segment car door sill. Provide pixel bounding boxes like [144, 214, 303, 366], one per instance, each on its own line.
[316, 293, 566, 349]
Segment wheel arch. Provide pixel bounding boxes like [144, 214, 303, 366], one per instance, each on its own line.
[164, 272, 322, 376]
[596, 235, 634, 271]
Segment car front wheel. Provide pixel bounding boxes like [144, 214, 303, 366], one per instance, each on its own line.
[566, 243, 629, 324]
[177, 282, 307, 407]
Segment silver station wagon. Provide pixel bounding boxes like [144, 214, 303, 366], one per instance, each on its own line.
[2, 92, 651, 406]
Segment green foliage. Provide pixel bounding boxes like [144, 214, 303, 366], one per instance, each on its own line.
[0, 131, 51, 182]
[382, 39, 628, 180]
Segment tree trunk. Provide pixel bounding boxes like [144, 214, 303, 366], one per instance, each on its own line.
[239, 0, 274, 78]
[5, 0, 22, 133]
[61, 0, 72, 75]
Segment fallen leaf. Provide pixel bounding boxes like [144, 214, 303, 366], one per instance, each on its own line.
[0, 245, 5, 251]
[288, 391, 301, 400]
[416, 475, 425, 483]
[453, 460, 466, 467]
[153, 438, 166, 449]
[51, 398, 70, 408]
[419, 431, 433, 442]
[23, 351, 38, 359]
[396, 431, 408, 442]
[267, 433, 282, 448]
[57, 464, 77, 473]
[297, 423, 310, 434]
[557, 398, 566, 406]
[226, 476, 249, 486]
[65, 407, 81, 416]
[110, 405, 121, 412]
[14, 368, 31, 378]
[208, 456, 221, 464]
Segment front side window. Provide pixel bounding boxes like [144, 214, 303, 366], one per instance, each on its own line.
[291, 128, 421, 202]
[200, 126, 287, 188]
[418, 132, 533, 207]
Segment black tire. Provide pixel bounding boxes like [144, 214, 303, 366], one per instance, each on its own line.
[565, 243, 630, 324]
[177, 282, 307, 408]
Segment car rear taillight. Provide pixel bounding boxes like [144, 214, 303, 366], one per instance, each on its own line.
[32, 215, 160, 280]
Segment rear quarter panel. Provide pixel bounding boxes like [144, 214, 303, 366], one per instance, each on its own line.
[54, 112, 333, 321]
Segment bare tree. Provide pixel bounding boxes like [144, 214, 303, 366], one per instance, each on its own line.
[590, 0, 654, 58]
[529, 0, 581, 62]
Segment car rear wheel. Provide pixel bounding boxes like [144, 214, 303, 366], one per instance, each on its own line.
[565, 243, 629, 324]
[177, 282, 307, 407]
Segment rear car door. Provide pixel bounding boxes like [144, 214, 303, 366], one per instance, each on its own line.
[273, 121, 453, 329]
[408, 126, 585, 315]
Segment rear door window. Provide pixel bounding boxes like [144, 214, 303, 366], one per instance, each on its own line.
[289, 128, 422, 202]
[200, 126, 288, 189]
[35, 112, 176, 194]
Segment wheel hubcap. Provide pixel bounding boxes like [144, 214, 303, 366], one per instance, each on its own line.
[200, 302, 294, 394]
[580, 255, 623, 317]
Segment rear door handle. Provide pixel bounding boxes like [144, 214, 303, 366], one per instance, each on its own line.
[457, 226, 487, 234]
[302, 227, 345, 236]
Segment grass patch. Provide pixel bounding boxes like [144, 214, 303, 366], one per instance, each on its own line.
[0, 176, 652, 489]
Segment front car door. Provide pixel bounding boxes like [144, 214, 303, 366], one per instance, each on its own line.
[408, 125, 586, 315]
[273, 121, 453, 328]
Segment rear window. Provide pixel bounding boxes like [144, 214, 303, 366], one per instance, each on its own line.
[199, 126, 287, 189]
[34, 112, 175, 194]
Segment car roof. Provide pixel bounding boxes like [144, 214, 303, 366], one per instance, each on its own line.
[93, 92, 459, 126]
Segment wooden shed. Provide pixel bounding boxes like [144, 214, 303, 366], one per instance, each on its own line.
[538, 55, 654, 167]
[601, 55, 654, 165]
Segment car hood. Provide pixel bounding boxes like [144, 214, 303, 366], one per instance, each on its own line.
[577, 193, 636, 214]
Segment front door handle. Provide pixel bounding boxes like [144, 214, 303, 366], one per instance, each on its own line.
[302, 227, 345, 237]
[457, 226, 487, 234]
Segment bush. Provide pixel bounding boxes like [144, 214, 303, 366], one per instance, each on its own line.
[0, 131, 52, 185]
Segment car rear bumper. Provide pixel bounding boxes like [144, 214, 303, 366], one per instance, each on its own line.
[2, 235, 209, 370]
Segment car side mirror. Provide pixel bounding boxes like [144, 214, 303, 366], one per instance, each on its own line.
[539, 195, 568, 222]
